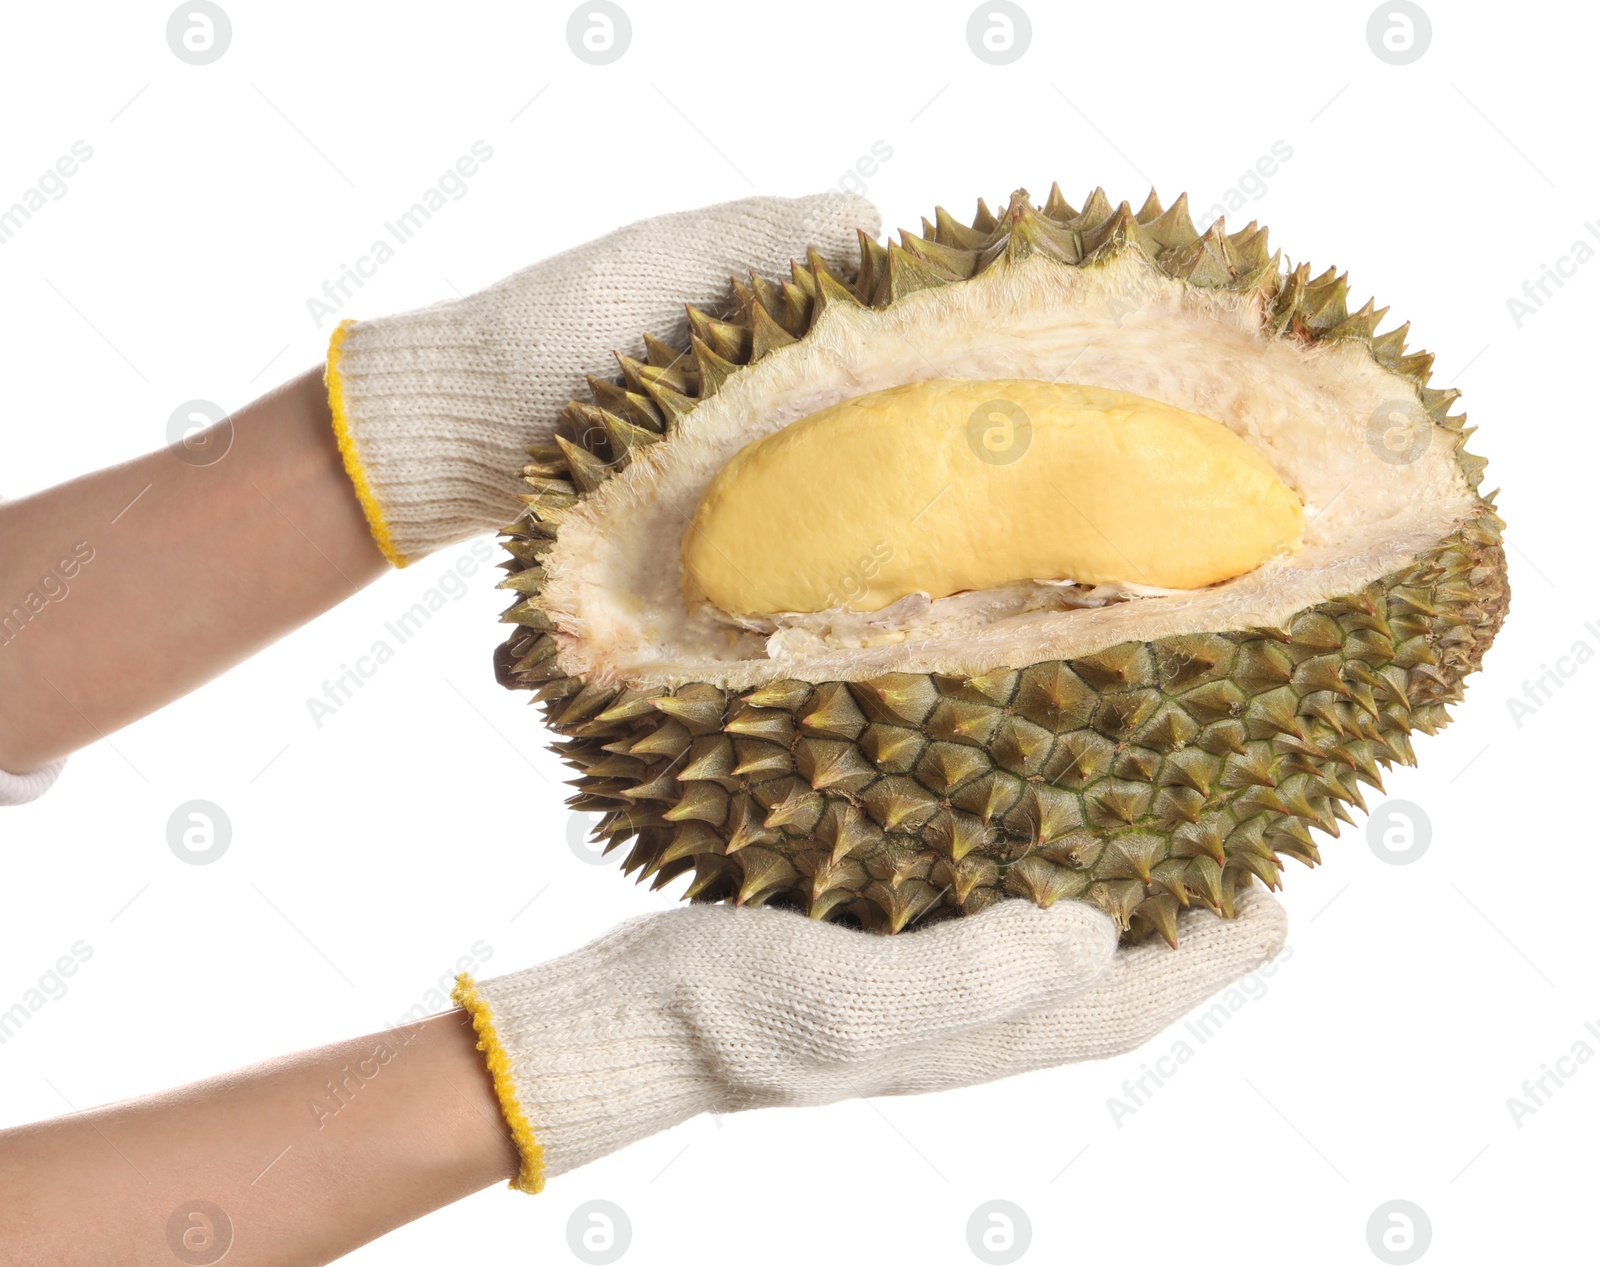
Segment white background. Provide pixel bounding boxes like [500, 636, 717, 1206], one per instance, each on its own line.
[0, 1, 1593, 1264]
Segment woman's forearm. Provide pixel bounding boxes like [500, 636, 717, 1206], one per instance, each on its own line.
[0, 367, 387, 772]
[0, 1010, 516, 1266]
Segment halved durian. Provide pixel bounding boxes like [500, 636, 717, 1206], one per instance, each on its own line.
[496, 187, 1507, 944]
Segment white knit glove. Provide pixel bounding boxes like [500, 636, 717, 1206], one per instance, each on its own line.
[0, 756, 66, 806]
[325, 192, 880, 566]
[453, 889, 1287, 1192]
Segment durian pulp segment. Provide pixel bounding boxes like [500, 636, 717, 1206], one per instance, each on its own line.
[681, 380, 1305, 615]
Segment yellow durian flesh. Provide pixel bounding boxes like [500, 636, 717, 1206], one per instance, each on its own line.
[681, 379, 1305, 615]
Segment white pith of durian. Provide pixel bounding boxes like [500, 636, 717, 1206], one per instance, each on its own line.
[538, 251, 1474, 691]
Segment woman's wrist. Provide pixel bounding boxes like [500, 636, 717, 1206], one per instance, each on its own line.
[0, 366, 387, 771]
[0, 1010, 516, 1267]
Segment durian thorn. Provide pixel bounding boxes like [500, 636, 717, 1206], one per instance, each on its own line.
[661, 781, 728, 825]
[1134, 895, 1181, 949]
[648, 856, 697, 891]
[676, 737, 735, 783]
[682, 858, 734, 902]
[553, 434, 615, 494]
[885, 241, 958, 302]
[688, 334, 740, 397]
[586, 374, 664, 433]
[684, 304, 749, 362]
[854, 229, 891, 303]
[933, 204, 993, 250]
[788, 257, 817, 300]
[1132, 188, 1163, 223]
[597, 407, 661, 460]
[806, 248, 864, 314]
[636, 374, 698, 429]
[807, 888, 857, 921]
[638, 332, 691, 375]
[1041, 182, 1077, 222]
[748, 300, 799, 360]
[896, 229, 980, 279]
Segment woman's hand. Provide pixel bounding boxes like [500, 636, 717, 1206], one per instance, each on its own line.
[457, 888, 1288, 1191]
[0, 891, 1285, 1266]
[328, 192, 878, 566]
[0, 193, 878, 774]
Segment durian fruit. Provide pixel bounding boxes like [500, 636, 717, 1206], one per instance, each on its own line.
[494, 187, 1508, 945]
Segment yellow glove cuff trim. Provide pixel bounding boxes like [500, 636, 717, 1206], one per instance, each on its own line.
[325, 318, 408, 569]
[453, 973, 546, 1194]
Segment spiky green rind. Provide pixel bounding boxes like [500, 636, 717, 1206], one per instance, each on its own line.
[493, 185, 1508, 941]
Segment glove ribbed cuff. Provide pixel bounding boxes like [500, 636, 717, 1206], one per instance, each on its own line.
[0, 755, 67, 806]
[326, 310, 530, 568]
[452, 966, 718, 1194]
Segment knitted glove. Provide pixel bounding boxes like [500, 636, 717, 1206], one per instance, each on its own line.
[0, 756, 66, 806]
[324, 192, 880, 567]
[452, 889, 1287, 1192]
